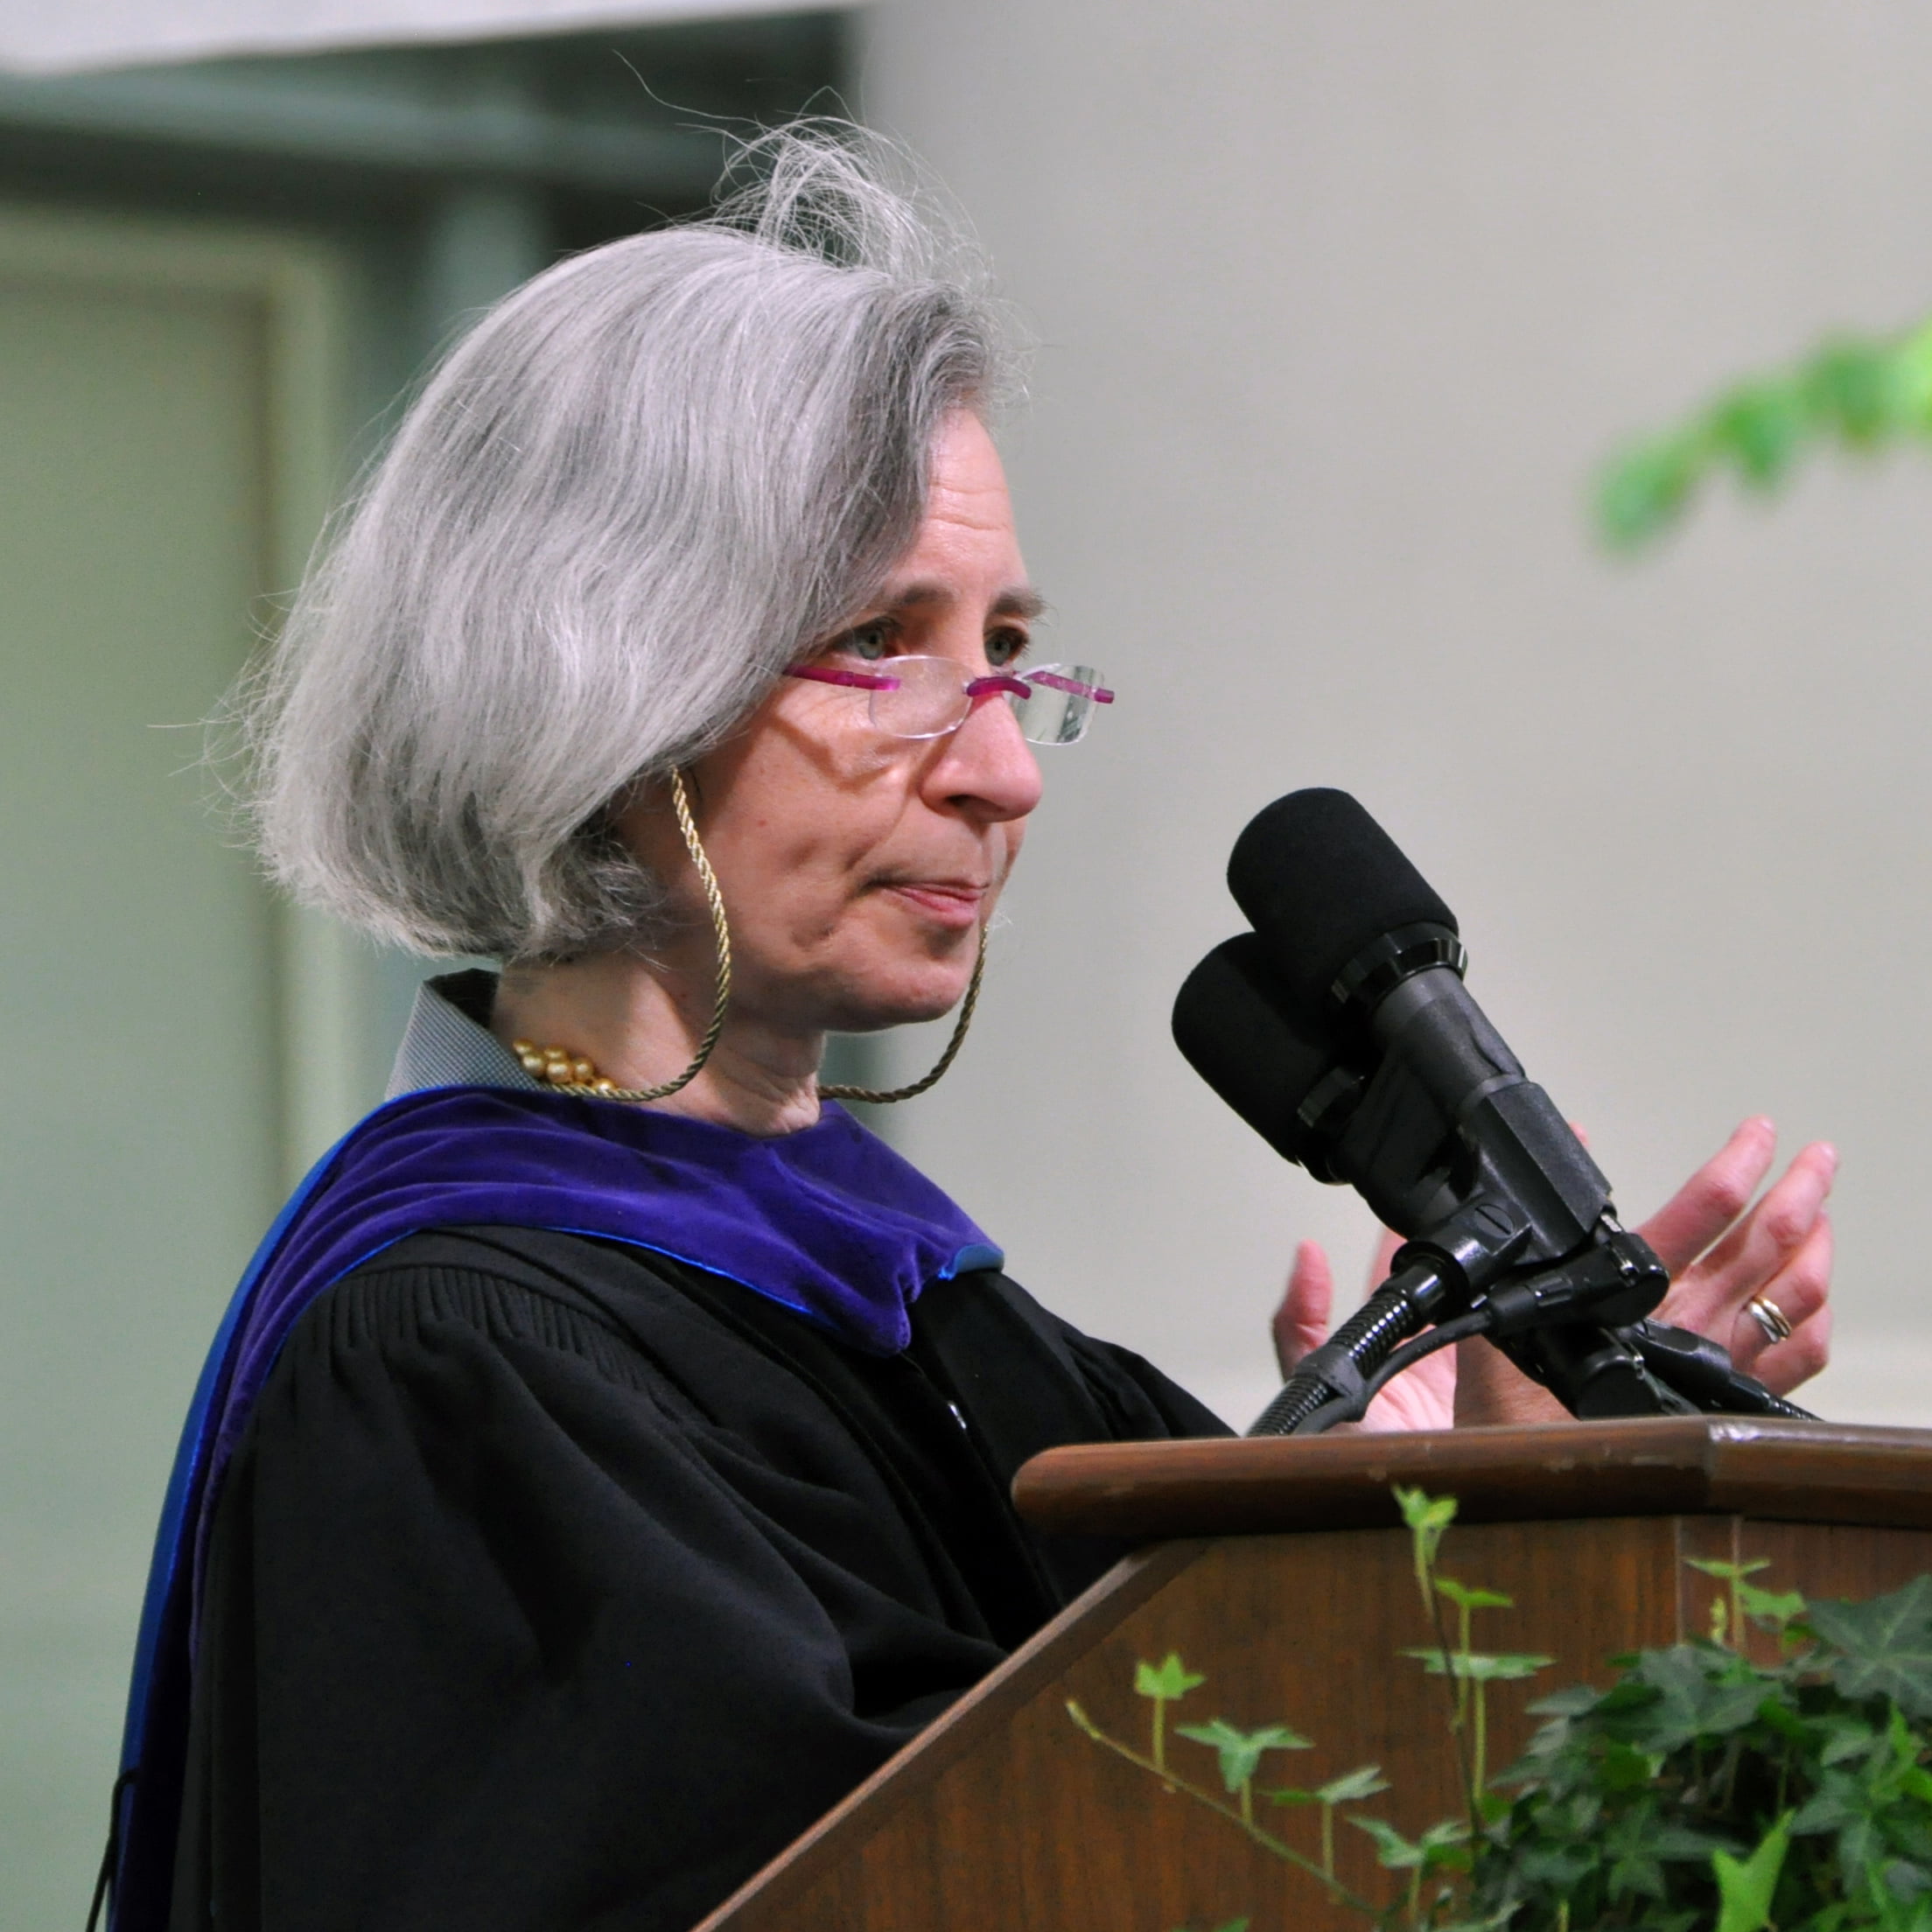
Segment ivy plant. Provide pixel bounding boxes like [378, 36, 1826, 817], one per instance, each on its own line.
[1068, 1493, 1932, 1931]
[1473, 1567, 1932, 1930]
[1593, 317, 1932, 549]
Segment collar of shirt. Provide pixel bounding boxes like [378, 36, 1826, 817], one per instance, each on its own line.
[387, 968, 544, 1099]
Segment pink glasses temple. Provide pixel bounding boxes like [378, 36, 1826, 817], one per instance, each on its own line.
[1022, 669, 1115, 704]
[788, 665, 900, 690]
[787, 666, 1115, 703]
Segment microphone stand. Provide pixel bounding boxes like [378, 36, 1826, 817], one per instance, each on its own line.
[1249, 1224, 1811, 1437]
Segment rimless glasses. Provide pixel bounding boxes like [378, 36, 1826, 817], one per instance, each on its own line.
[786, 657, 1115, 746]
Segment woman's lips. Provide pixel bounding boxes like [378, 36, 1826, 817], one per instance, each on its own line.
[880, 880, 987, 928]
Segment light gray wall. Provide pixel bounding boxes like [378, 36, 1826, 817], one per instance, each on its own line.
[860, 1, 1932, 1428]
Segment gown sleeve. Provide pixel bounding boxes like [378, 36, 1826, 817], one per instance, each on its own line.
[171, 1254, 1011, 1932]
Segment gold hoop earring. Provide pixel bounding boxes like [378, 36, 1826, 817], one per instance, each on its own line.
[819, 925, 987, 1106]
[522, 769, 732, 1104]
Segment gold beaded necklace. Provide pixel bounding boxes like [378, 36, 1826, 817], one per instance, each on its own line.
[514, 768, 987, 1109]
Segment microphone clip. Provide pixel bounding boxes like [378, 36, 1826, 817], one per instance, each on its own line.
[1475, 1226, 1670, 1338]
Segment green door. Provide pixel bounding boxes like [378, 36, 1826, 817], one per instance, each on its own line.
[0, 208, 346, 1928]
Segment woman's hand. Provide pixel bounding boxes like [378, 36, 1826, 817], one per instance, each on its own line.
[1270, 1117, 1836, 1432]
[1637, 1116, 1834, 1394]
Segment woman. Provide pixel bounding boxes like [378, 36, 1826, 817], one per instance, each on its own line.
[111, 130, 1831, 1932]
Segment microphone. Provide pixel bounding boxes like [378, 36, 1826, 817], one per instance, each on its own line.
[1226, 789, 1615, 1288]
[1171, 934, 1359, 1182]
[1172, 931, 1469, 1236]
[1225, 786, 1461, 1029]
[1184, 788, 1806, 1432]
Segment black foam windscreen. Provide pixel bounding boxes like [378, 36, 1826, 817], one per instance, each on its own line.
[1226, 788, 1457, 1026]
[1171, 934, 1339, 1170]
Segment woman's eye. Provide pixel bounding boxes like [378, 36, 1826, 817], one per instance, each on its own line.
[984, 626, 1029, 669]
[836, 620, 895, 662]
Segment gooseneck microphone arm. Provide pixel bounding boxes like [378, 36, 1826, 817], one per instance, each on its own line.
[1247, 1260, 1456, 1437]
[1249, 1237, 1810, 1438]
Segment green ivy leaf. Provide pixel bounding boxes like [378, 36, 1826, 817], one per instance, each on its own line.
[1527, 1684, 1604, 1719]
[1402, 1647, 1552, 1682]
[1710, 381, 1806, 489]
[1135, 1652, 1207, 1704]
[1881, 1859, 1932, 1903]
[1810, 1578, 1932, 1718]
[1819, 1714, 1880, 1768]
[1349, 1816, 1424, 1870]
[1739, 1583, 1808, 1628]
[1466, 1652, 1552, 1683]
[1597, 430, 1702, 548]
[1593, 315, 1932, 550]
[1687, 1559, 1774, 1584]
[1648, 1821, 1738, 1864]
[1805, 339, 1900, 445]
[1395, 1485, 1458, 1538]
[1625, 1645, 1768, 1750]
[1712, 1810, 1793, 1932]
[1315, 1764, 1391, 1806]
[1350, 1814, 1469, 1873]
[1172, 1718, 1312, 1793]
[1434, 1576, 1513, 1613]
[1596, 1739, 1661, 1793]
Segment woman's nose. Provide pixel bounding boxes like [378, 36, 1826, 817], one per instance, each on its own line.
[923, 687, 1043, 823]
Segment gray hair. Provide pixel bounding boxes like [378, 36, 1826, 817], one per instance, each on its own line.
[239, 125, 1016, 959]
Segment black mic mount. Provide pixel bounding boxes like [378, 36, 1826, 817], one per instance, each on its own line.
[1177, 789, 1813, 1437]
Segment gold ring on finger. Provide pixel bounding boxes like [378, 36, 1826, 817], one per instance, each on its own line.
[1745, 1294, 1794, 1346]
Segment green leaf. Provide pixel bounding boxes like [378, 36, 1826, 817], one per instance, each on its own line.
[1648, 1822, 1737, 1863]
[1811, 1577, 1932, 1718]
[1594, 312, 1932, 552]
[1528, 1684, 1605, 1719]
[1597, 431, 1703, 549]
[1466, 1652, 1552, 1682]
[1349, 1814, 1468, 1872]
[1401, 1647, 1551, 1682]
[1435, 1576, 1514, 1612]
[1739, 1583, 1808, 1628]
[1596, 1739, 1661, 1793]
[1315, 1763, 1391, 1805]
[1415, 1818, 1474, 1871]
[1625, 1644, 1769, 1749]
[1395, 1485, 1459, 1537]
[1350, 1816, 1426, 1870]
[1692, 1553, 1804, 1638]
[1172, 1718, 1312, 1792]
[1687, 1558, 1774, 1583]
[1712, 1810, 1793, 1932]
[1711, 380, 1806, 489]
[1882, 1860, 1932, 1902]
[1819, 1714, 1880, 1768]
[1135, 1652, 1207, 1703]
[1805, 339, 1903, 445]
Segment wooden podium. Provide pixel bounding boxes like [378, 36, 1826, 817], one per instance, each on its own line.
[695, 1418, 1932, 1932]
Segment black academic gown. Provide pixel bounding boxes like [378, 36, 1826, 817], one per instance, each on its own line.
[169, 1224, 1229, 1932]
